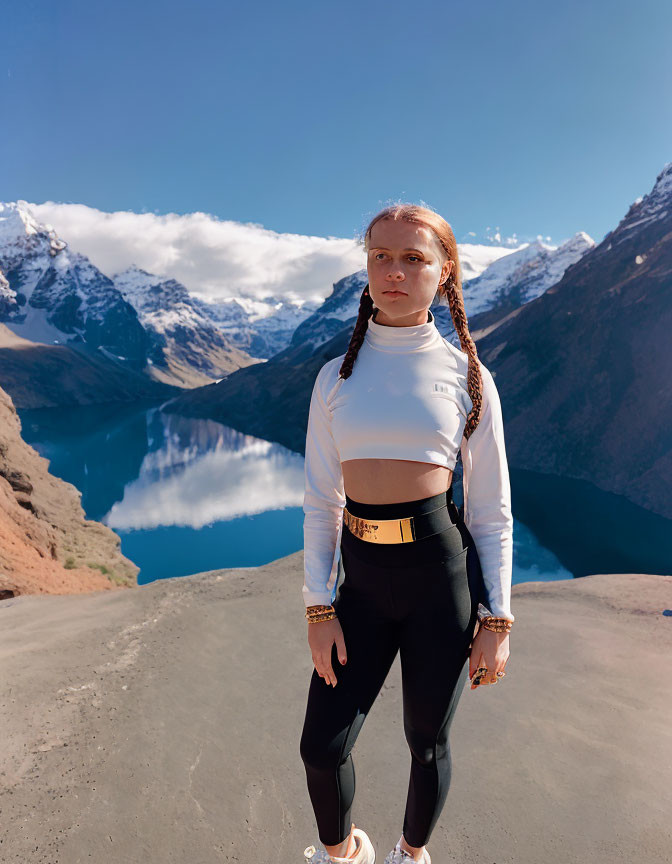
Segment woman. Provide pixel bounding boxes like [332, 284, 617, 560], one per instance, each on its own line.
[299, 204, 515, 864]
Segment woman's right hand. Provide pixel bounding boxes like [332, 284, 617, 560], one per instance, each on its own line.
[308, 617, 348, 687]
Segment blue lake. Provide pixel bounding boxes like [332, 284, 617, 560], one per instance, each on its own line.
[17, 399, 672, 589]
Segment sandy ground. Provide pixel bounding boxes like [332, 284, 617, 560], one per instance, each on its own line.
[1, 554, 670, 864]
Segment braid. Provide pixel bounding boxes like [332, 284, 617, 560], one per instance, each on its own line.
[442, 271, 483, 440]
[338, 284, 375, 379]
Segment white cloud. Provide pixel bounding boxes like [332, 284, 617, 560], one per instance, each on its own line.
[484, 225, 527, 247]
[24, 201, 367, 304]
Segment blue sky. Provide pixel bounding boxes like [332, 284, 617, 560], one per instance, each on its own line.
[2, 0, 671, 246]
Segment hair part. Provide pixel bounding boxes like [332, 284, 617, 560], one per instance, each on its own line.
[337, 204, 483, 440]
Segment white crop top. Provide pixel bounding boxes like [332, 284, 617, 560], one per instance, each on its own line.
[302, 308, 515, 621]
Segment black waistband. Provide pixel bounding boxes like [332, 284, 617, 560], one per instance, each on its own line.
[343, 489, 464, 554]
[343, 487, 462, 543]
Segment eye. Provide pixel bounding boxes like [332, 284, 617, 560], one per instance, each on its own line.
[408, 255, 422, 262]
[374, 252, 386, 260]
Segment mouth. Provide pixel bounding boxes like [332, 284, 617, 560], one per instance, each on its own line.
[383, 290, 407, 295]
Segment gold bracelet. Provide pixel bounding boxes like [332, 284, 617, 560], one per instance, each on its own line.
[481, 616, 513, 633]
[307, 612, 337, 623]
[305, 604, 337, 623]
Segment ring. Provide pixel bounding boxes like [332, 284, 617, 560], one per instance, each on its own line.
[472, 666, 488, 686]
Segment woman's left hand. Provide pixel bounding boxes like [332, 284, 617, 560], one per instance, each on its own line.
[468, 624, 510, 689]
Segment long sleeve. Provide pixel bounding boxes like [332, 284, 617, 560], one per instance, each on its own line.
[302, 360, 346, 608]
[459, 363, 515, 621]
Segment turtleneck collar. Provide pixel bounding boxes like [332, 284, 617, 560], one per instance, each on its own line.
[364, 307, 440, 352]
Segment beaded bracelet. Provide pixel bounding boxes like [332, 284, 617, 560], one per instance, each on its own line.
[305, 604, 337, 623]
[480, 616, 513, 633]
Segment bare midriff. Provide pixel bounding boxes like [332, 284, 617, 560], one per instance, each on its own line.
[341, 458, 453, 505]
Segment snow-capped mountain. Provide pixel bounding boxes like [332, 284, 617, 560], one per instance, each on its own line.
[0, 201, 150, 366]
[0, 202, 268, 388]
[0, 200, 327, 365]
[606, 161, 672, 246]
[460, 232, 595, 317]
[112, 266, 258, 386]
[200, 293, 321, 359]
[0, 201, 333, 384]
[290, 270, 369, 349]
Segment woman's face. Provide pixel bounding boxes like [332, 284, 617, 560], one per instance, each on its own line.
[366, 218, 453, 327]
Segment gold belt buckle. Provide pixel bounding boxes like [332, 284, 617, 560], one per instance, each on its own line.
[343, 508, 417, 543]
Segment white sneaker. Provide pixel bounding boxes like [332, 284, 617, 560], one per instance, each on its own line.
[304, 823, 376, 863]
[383, 835, 431, 864]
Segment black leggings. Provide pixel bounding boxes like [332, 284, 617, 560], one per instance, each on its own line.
[299, 487, 486, 848]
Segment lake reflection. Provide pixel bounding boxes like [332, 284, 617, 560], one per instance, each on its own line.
[19, 399, 306, 584]
[17, 400, 670, 588]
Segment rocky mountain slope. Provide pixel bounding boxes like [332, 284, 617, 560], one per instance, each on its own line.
[474, 161, 672, 519]
[113, 266, 258, 387]
[0, 384, 139, 598]
[0, 323, 179, 410]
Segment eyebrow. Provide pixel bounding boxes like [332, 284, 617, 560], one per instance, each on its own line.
[369, 247, 427, 254]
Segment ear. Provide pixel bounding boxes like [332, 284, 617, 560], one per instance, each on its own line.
[442, 258, 454, 284]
